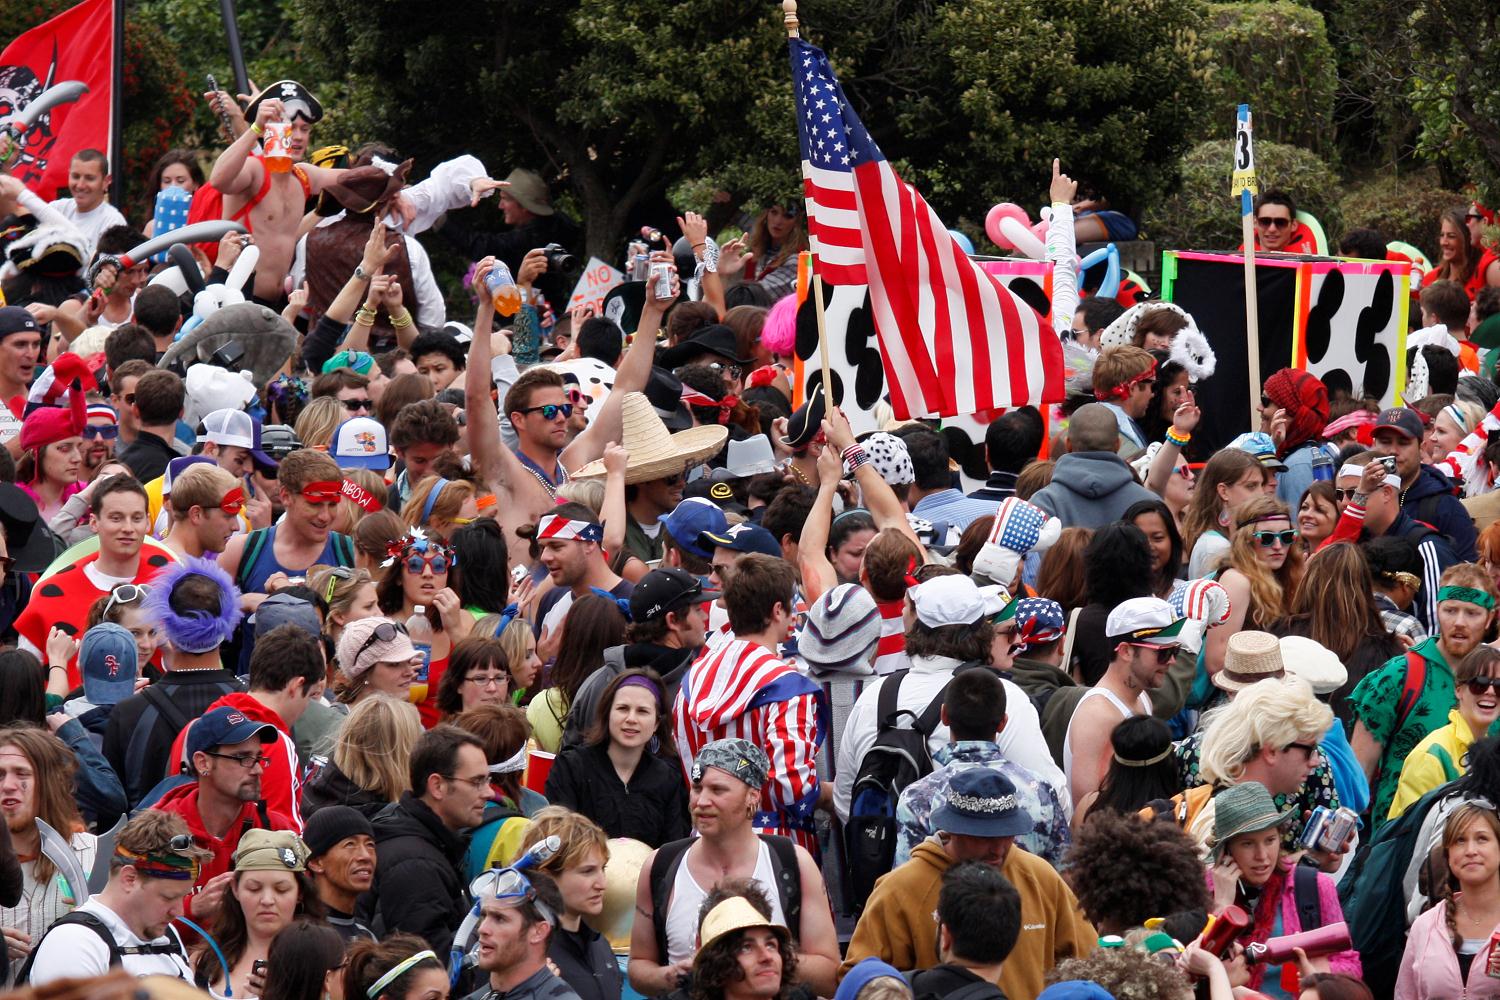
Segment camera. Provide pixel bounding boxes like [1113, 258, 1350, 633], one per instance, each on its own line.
[542, 243, 577, 273]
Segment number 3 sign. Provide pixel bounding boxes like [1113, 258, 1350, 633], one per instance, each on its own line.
[1232, 104, 1257, 200]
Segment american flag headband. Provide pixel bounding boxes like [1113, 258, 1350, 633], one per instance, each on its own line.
[538, 514, 604, 544]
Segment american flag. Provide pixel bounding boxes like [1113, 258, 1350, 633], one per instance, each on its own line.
[791, 37, 1064, 418]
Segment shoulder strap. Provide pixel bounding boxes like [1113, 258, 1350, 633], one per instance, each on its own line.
[875, 670, 909, 726]
[760, 835, 802, 939]
[649, 838, 695, 966]
[330, 532, 355, 567]
[1292, 862, 1322, 931]
[1059, 606, 1082, 678]
[1396, 650, 1428, 734]
[229, 158, 275, 224]
[236, 527, 272, 590]
[17, 910, 122, 982]
[913, 683, 950, 738]
[141, 684, 192, 742]
[293, 164, 312, 199]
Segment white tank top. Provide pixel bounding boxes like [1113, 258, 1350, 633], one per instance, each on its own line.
[1062, 685, 1151, 780]
[663, 840, 787, 965]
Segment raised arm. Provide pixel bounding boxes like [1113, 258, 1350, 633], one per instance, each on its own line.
[679, 212, 725, 320]
[822, 407, 922, 547]
[207, 90, 271, 197]
[798, 446, 843, 603]
[1145, 403, 1199, 495]
[1046, 158, 1080, 336]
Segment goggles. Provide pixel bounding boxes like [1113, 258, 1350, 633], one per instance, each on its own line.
[468, 866, 557, 926]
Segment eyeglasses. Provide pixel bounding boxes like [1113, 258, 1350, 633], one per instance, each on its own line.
[352, 620, 409, 668]
[1284, 741, 1319, 759]
[341, 397, 372, 412]
[405, 552, 451, 575]
[104, 583, 150, 616]
[518, 403, 573, 421]
[83, 425, 118, 440]
[1256, 216, 1292, 229]
[1128, 643, 1178, 665]
[463, 672, 508, 689]
[1252, 529, 1297, 548]
[444, 773, 492, 790]
[1467, 677, 1500, 696]
[202, 750, 270, 769]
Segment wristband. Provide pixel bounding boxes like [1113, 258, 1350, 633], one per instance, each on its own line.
[250, 122, 264, 137]
[1164, 428, 1190, 447]
[390, 309, 413, 329]
[842, 443, 869, 475]
[48, 664, 67, 673]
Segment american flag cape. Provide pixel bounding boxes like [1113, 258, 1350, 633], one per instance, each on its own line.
[791, 36, 1065, 419]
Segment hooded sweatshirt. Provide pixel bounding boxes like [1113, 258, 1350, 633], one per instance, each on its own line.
[671, 638, 824, 853]
[165, 691, 303, 831]
[151, 783, 293, 917]
[1029, 451, 1157, 529]
[1402, 463, 1478, 562]
[840, 839, 1096, 1000]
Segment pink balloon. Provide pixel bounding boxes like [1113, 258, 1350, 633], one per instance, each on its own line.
[985, 203, 1033, 249]
[1030, 219, 1048, 243]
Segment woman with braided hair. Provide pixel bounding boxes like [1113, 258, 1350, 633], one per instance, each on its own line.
[1395, 803, 1500, 997]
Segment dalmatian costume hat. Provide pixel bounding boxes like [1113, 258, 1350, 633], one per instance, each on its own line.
[1098, 301, 1217, 382]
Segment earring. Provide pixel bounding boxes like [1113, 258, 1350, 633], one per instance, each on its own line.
[1217, 508, 1230, 528]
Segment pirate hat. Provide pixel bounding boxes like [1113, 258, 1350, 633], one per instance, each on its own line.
[245, 80, 323, 124]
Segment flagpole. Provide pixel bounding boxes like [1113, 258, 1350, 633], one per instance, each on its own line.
[1234, 104, 1261, 430]
[109, 0, 124, 207]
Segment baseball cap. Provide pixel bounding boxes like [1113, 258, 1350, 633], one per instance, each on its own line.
[1228, 431, 1289, 473]
[663, 497, 728, 561]
[233, 829, 309, 872]
[199, 409, 278, 471]
[699, 521, 781, 558]
[1375, 407, 1423, 441]
[910, 575, 1008, 628]
[630, 567, 718, 623]
[1104, 596, 1187, 646]
[186, 706, 277, 758]
[79, 622, 138, 707]
[161, 455, 216, 496]
[331, 416, 391, 471]
[0, 306, 41, 340]
[254, 593, 323, 638]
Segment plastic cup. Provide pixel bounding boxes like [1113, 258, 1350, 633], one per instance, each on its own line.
[261, 121, 294, 173]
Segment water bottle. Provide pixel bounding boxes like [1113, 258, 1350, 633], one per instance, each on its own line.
[1310, 447, 1335, 482]
[483, 260, 522, 317]
[406, 606, 434, 705]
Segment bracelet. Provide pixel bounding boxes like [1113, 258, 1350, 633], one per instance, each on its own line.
[842, 443, 869, 476]
[354, 307, 376, 326]
[692, 242, 705, 249]
[47, 664, 67, 674]
[390, 309, 413, 329]
[250, 122, 263, 137]
[1164, 428, 1190, 447]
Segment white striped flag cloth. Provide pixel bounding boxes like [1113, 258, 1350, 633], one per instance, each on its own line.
[791, 36, 1065, 419]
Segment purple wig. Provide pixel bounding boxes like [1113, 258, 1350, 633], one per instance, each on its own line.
[143, 554, 245, 654]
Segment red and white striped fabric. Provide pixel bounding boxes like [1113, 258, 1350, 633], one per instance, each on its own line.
[673, 639, 821, 853]
[537, 514, 602, 541]
[791, 37, 1064, 419]
[873, 599, 908, 675]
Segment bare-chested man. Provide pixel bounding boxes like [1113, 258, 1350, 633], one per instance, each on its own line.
[206, 81, 342, 304]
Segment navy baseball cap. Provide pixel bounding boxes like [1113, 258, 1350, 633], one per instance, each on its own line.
[630, 567, 719, 624]
[1375, 407, 1423, 441]
[663, 497, 728, 561]
[187, 706, 277, 758]
[699, 522, 781, 558]
[79, 622, 138, 707]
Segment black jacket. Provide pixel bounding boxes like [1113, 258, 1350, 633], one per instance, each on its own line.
[544, 742, 690, 848]
[549, 922, 621, 1000]
[103, 667, 244, 806]
[908, 965, 1008, 1000]
[116, 430, 180, 484]
[302, 759, 392, 821]
[562, 643, 695, 751]
[361, 793, 470, 956]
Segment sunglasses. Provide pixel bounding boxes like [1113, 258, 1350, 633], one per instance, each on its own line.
[1334, 488, 1356, 503]
[104, 583, 150, 616]
[405, 552, 451, 575]
[1467, 677, 1500, 697]
[518, 403, 573, 420]
[1284, 741, 1319, 759]
[352, 620, 409, 667]
[83, 424, 118, 441]
[1467, 213, 1484, 223]
[564, 388, 584, 406]
[1256, 216, 1292, 229]
[1253, 529, 1296, 548]
[340, 397, 372, 412]
[1174, 464, 1195, 481]
[1128, 643, 1178, 665]
[709, 362, 744, 380]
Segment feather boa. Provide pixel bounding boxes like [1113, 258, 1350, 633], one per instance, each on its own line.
[144, 555, 244, 653]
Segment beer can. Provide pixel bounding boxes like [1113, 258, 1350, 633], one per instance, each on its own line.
[1320, 806, 1358, 853]
[1297, 806, 1332, 852]
[649, 261, 674, 299]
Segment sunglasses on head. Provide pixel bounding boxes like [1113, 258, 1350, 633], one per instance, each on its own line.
[1256, 216, 1292, 229]
[340, 397, 372, 412]
[353, 619, 410, 668]
[1253, 529, 1297, 548]
[104, 583, 150, 616]
[519, 403, 573, 421]
[1467, 677, 1500, 697]
[405, 551, 451, 575]
[83, 424, 118, 441]
[1128, 643, 1178, 665]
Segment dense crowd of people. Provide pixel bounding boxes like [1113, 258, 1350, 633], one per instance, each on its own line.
[2, 71, 1500, 1000]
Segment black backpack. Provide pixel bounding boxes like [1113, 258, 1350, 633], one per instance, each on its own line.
[16, 909, 188, 984]
[648, 834, 802, 967]
[843, 669, 948, 914]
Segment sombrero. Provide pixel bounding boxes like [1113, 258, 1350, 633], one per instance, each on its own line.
[570, 392, 727, 484]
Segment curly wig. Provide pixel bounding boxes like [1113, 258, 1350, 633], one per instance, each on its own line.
[1064, 811, 1209, 934]
[1046, 948, 1193, 1000]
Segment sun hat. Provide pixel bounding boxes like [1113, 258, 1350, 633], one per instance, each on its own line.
[1104, 597, 1186, 646]
[972, 497, 1061, 584]
[1277, 635, 1348, 696]
[1212, 630, 1286, 693]
[503, 169, 554, 216]
[798, 584, 882, 673]
[79, 622, 138, 707]
[911, 575, 1008, 628]
[337, 617, 419, 680]
[690, 738, 770, 790]
[569, 392, 727, 484]
[1210, 781, 1296, 858]
[696, 895, 790, 952]
[233, 829, 310, 872]
[930, 768, 1033, 838]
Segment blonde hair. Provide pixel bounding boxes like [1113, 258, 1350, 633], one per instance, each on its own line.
[495, 617, 533, 681]
[168, 463, 239, 516]
[1092, 345, 1156, 397]
[400, 475, 477, 533]
[294, 396, 343, 451]
[555, 478, 604, 515]
[331, 696, 423, 802]
[517, 806, 609, 876]
[1199, 677, 1332, 786]
[339, 467, 389, 531]
[851, 979, 911, 1000]
[1225, 496, 1302, 628]
[308, 564, 375, 624]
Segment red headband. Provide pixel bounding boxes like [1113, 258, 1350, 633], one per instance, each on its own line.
[682, 386, 740, 424]
[1096, 359, 1157, 401]
[302, 479, 382, 511]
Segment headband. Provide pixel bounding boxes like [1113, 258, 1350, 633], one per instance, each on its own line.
[420, 477, 451, 525]
[1095, 359, 1157, 401]
[1334, 463, 1402, 492]
[1446, 403, 1474, 435]
[488, 742, 529, 775]
[116, 845, 200, 881]
[1437, 585, 1497, 610]
[304, 479, 381, 511]
[1113, 747, 1173, 767]
[617, 674, 665, 702]
[681, 386, 740, 424]
[367, 951, 438, 999]
[537, 513, 604, 544]
[1236, 512, 1292, 530]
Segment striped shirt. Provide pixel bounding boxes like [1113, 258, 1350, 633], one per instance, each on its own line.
[873, 599, 908, 675]
[673, 639, 823, 853]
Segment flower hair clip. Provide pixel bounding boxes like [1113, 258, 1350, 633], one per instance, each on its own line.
[381, 526, 453, 569]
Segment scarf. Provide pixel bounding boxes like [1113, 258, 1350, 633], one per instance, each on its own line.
[1263, 368, 1330, 457]
[1241, 862, 1291, 990]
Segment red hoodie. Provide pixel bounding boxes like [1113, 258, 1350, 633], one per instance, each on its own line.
[166, 692, 305, 831]
[151, 782, 294, 917]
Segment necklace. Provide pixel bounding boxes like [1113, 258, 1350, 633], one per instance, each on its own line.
[1459, 893, 1500, 930]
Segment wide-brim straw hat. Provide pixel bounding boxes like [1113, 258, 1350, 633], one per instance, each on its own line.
[1212, 629, 1286, 693]
[571, 392, 728, 485]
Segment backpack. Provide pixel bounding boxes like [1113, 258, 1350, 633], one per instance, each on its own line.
[843, 669, 948, 913]
[235, 527, 355, 593]
[121, 683, 211, 808]
[649, 834, 801, 966]
[15, 909, 187, 984]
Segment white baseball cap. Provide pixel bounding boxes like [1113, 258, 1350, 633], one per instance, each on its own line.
[910, 575, 1008, 628]
[198, 409, 278, 469]
[1105, 596, 1187, 645]
[331, 417, 391, 471]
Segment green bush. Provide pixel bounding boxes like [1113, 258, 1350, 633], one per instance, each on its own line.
[1339, 171, 1468, 263]
[1196, 2, 1338, 156]
[1142, 138, 1343, 250]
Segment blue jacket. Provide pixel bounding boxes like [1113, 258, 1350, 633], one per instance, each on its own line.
[1402, 464, 1478, 562]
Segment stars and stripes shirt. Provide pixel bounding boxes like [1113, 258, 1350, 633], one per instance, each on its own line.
[673, 639, 823, 853]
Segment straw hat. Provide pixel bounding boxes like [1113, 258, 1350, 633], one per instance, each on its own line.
[571, 392, 727, 484]
[1212, 630, 1286, 693]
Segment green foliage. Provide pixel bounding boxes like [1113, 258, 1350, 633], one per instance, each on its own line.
[1339, 171, 1467, 262]
[1196, 2, 1338, 156]
[1142, 138, 1343, 250]
[1406, 0, 1500, 203]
